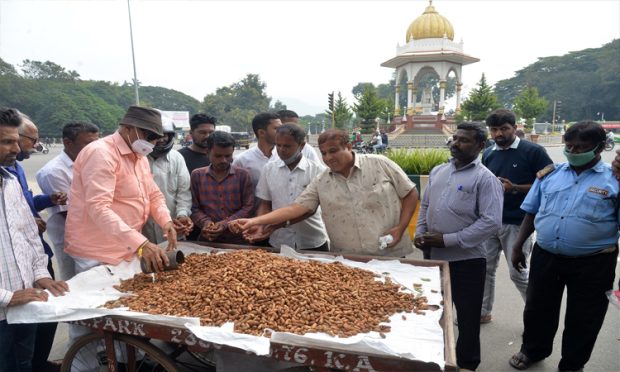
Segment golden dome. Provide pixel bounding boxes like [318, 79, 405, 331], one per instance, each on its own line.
[406, 1, 454, 42]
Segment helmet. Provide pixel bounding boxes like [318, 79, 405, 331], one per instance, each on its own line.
[150, 112, 176, 158]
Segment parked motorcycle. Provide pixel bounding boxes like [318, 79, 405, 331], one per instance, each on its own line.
[605, 133, 615, 150]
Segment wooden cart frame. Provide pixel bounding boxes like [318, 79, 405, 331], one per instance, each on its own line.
[62, 243, 456, 371]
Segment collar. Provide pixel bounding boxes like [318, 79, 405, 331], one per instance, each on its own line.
[112, 131, 134, 156]
[276, 154, 308, 171]
[560, 159, 607, 173]
[207, 164, 235, 178]
[0, 167, 12, 179]
[59, 150, 74, 168]
[492, 136, 520, 151]
[328, 152, 360, 176]
[450, 156, 481, 171]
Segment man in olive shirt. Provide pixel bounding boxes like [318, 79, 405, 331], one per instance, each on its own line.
[234, 129, 418, 257]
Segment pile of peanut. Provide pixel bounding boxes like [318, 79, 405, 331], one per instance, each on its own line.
[105, 250, 429, 337]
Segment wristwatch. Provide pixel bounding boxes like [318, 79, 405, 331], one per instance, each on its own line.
[511, 185, 519, 194]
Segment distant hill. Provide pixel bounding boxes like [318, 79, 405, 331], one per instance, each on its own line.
[494, 39, 619, 122]
[0, 59, 199, 136]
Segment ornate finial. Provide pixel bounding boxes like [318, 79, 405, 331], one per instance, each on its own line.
[429, 0, 433, 5]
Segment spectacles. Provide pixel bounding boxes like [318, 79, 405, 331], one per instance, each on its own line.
[139, 128, 163, 142]
[19, 133, 39, 146]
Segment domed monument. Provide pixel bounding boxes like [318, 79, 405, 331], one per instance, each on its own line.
[381, 0, 479, 128]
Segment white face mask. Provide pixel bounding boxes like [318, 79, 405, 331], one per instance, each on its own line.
[130, 127, 155, 157]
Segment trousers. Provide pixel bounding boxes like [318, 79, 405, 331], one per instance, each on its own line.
[520, 244, 617, 370]
[450, 258, 486, 370]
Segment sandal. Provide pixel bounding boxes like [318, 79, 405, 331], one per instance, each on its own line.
[509, 351, 537, 370]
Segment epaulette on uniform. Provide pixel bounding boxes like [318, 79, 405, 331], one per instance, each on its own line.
[536, 164, 556, 180]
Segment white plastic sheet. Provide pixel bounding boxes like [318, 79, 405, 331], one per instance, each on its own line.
[7, 243, 445, 366]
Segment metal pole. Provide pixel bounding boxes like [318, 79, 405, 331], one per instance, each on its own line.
[551, 100, 557, 132]
[127, 0, 139, 105]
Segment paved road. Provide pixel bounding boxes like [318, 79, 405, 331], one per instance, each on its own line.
[20, 144, 620, 370]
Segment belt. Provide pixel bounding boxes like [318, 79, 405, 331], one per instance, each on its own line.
[538, 243, 618, 259]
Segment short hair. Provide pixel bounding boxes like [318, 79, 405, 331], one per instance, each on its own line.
[457, 122, 488, 145]
[62, 121, 100, 141]
[277, 110, 298, 123]
[486, 108, 516, 127]
[189, 113, 216, 131]
[251, 112, 279, 137]
[0, 108, 22, 127]
[318, 129, 350, 146]
[564, 121, 605, 147]
[276, 123, 306, 144]
[206, 130, 235, 150]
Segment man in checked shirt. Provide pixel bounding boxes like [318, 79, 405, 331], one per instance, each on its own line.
[190, 131, 254, 244]
[0, 108, 68, 371]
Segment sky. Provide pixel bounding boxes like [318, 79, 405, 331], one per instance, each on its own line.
[0, 0, 618, 116]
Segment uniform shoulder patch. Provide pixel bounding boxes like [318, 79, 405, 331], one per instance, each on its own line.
[536, 164, 556, 180]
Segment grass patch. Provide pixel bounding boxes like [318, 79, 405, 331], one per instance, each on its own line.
[386, 148, 450, 175]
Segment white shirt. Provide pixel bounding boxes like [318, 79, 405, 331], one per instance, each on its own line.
[233, 144, 321, 188]
[36, 151, 73, 215]
[491, 136, 520, 151]
[143, 149, 192, 243]
[256, 156, 328, 249]
[1, 169, 50, 320]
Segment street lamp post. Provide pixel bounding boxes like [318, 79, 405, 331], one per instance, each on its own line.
[127, 0, 140, 105]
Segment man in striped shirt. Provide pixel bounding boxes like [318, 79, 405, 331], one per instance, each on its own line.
[0, 108, 68, 371]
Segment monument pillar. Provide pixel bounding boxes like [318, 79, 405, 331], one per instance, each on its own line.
[406, 82, 415, 128]
[439, 80, 446, 114]
[455, 82, 463, 113]
[394, 85, 401, 117]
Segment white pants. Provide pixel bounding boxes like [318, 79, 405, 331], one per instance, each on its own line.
[481, 224, 533, 316]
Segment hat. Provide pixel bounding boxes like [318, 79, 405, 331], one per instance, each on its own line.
[120, 106, 163, 136]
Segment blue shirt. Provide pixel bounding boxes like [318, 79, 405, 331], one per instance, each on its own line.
[521, 160, 620, 256]
[5, 162, 54, 258]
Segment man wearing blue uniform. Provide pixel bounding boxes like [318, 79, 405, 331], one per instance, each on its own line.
[509, 121, 618, 371]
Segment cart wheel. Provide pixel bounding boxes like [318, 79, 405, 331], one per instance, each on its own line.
[187, 350, 216, 368]
[61, 332, 178, 372]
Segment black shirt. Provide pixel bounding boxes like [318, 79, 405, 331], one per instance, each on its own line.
[178, 146, 210, 175]
[482, 139, 553, 225]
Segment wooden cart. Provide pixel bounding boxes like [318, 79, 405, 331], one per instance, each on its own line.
[61, 243, 456, 371]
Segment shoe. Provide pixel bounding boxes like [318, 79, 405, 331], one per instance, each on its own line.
[509, 351, 539, 370]
[480, 314, 492, 324]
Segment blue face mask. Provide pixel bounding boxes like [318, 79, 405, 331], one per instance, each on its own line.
[563, 144, 599, 167]
[282, 146, 302, 166]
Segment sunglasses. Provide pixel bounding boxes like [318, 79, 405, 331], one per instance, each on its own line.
[138, 128, 163, 142]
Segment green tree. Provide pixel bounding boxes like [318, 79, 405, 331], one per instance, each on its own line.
[513, 86, 548, 125]
[352, 83, 376, 99]
[495, 40, 620, 121]
[0, 58, 17, 76]
[271, 100, 287, 112]
[201, 74, 271, 132]
[353, 86, 383, 133]
[20, 59, 80, 80]
[327, 92, 353, 129]
[460, 74, 500, 121]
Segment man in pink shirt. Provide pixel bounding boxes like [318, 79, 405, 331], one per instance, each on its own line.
[65, 106, 177, 273]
